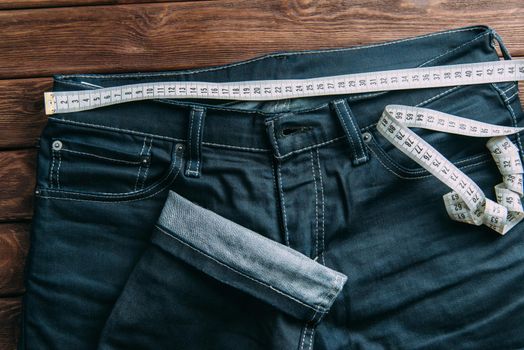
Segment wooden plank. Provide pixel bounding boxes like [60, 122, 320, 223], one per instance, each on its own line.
[0, 0, 193, 10]
[0, 1, 523, 79]
[0, 78, 50, 150]
[0, 297, 21, 350]
[0, 224, 30, 297]
[0, 150, 36, 222]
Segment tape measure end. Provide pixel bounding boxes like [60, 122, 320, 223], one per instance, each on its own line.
[44, 92, 56, 115]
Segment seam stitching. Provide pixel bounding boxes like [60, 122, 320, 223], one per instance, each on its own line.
[316, 149, 326, 265]
[310, 150, 319, 259]
[504, 91, 519, 103]
[139, 138, 153, 189]
[187, 108, 195, 172]
[50, 149, 56, 188]
[414, 86, 462, 107]
[369, 138, 489, 174]
[333, 100, 358, 162]
[201, 141, 269, 152]
[38, 149, 182, 200]
[56, 151, 62, 189]
[340, 100, 367, 161]
[195, 108, 205, 174]
[490, 83, 524, 158]
[421, 32, 490, 67]
[502, 83, 517, 94]
[269, 121, 282, 157]
[55, 26, 487, 79]
[278, 136, 346, 159]
[135, 136, 147, 190]
[277, 160, 290, 246]
[308, 327, 315, 350]
[154, 224, 326, 314]
[61, 148, 143, 165]
[368, 146, 490, 180]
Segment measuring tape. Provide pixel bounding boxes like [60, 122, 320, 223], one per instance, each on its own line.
[44, 59, 524, 115]
[43, 59, 524, 234]
[377, 105, 524, 234]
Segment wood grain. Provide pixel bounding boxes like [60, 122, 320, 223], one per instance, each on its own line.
[0, 150, 36, 222]
[0, 78, 51, 150]
[0, 224, 30, 297]
[1, 1, 524, 349]
[0, 298, 21, 350]
[0, 0, 193, 10]
[0, 0, 523, 79]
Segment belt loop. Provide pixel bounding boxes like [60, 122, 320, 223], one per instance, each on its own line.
[330, 98, 369, 166]
[490, 29, 512, 60]
[185, 106, 206, 178]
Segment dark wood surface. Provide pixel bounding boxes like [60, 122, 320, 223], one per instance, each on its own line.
[1, 1, 523, 348]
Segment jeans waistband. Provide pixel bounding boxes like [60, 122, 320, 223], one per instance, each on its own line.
[50, 25, 503, 158]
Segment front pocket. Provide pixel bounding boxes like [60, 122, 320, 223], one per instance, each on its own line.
[36, 119, 185, 202]
[365, 135, 492, 180]
[367, 83, 522, 180]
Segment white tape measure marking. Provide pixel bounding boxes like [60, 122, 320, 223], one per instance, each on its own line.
[44, 59, 524, 115]
[44, 59, 524, 234]
[377, 105, 524, 234]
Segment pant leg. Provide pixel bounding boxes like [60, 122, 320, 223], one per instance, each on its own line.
[97, 191, 346, 350]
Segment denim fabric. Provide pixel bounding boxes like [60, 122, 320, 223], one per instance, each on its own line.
[21, 24, 524, 349]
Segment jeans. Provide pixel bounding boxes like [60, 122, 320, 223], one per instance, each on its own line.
[20, 24, 524, 349]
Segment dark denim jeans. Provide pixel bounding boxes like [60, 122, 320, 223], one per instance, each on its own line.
[21, 24, 524, 349]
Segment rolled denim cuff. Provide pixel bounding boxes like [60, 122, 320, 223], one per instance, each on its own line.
[153, 190, 348, 324]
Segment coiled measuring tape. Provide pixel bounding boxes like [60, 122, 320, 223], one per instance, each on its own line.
[378, 105, 524, 234]
[43, 59, 524, 234]
[44, 59, 524, 115]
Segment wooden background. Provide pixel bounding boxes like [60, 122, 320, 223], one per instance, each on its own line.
[0, 0, 523, 348]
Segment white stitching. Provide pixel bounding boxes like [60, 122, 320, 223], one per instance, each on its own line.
[50, 149, 56, 188]
[333, 101, 358, 162]
[300, 325, 308, 350]
[422, 32, 490, 66]
[38, 148, 183, 200]
[269, 121, 282, 157]
[201, 141, 269, 152]
[56, 26, 488, 79]
[269, 156, 282, 244]
[308, 326, 315, 350]
[48, 116, 184, 145]
[277, 136, 346, 159]
[502, 83, 517, 94]
[504, 91, 519, 103]
[276, 160, 290, 246]
[134, 136, 147, 190]
[139, 138, 153, 189]
[56, 151, 62, 189]
[316, 149, 326, 266]
[415, 86, 462, 107]
[368, 146, 490, 180]
[155, 224, 326, 314]
[368, 137, 489, 174]
[310, 150, 319, 259]
[504, 102, 523, 158]
[339, 100, 366, 161]
[60, 148, 142, 165]
[490, 83, 524, 157]
[195, 108, 204, 173]
[187, 108, 196, 172]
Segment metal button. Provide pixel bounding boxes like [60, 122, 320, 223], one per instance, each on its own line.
[52, 140, 63, 151]
[362, 132, 372, 143]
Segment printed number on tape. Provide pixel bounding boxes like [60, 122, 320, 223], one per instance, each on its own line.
[377, 105, 524, 235]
